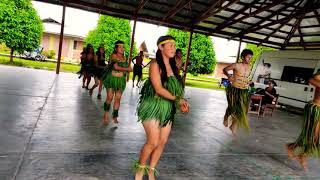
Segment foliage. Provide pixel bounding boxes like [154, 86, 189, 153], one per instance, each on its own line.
[0, 0, 43, 61]
[85, 15, 137, 59]
[167, 28, 216, 75]
[0, 43, 10, 54]
[245, 43, 277, 66]
[42, 50, 56, 59]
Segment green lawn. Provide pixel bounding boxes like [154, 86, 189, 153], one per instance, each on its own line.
[185, 79, 224, 90]
[0, 56, 224, 90]
[0, 56, 80, 73]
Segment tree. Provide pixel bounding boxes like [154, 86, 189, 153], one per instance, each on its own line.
[85, 15, 137, 59]
[0, 0, 43, 62]
[167, 28, 216, 75]
[245, 43, 276, 66]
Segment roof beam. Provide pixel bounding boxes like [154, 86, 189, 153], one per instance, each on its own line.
[202, 19, 288, 40]
[256, 0, 302, 46]
[314, 10, 320, 25]
[163, 0, 193, 21]
[192, 0, 223, 24]
[203, 15, 291, 35]
[257, 24, 286, 46]
[237, 1, 301, 18]
[232, 0, 302, 38]
[238, 0, 317, 37]
[289, 42, 320, 46]
[281, 0, 308, 49]
[297, 22, 306, 50]
[193, 0, 240, 24]
[213, 0, 260, 32]
[214, 0, 286, 32]
[134, 0, 149, 16]
[281, 16, 304, 49]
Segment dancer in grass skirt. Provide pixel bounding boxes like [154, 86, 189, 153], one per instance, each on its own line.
[89, 46, 107, 99]
[133, 36, 190, 180]
[102, 40, 132, 125]
[223, 49, 253, 136]
[286, 72, 320, 171]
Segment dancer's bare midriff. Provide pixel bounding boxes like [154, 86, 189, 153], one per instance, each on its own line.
[111, 71, 124, 77]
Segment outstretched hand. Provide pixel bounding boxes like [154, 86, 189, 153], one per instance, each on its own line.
[179, 99, 190, 113]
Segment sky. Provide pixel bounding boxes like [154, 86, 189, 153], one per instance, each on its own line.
[31, 1, 245, 63]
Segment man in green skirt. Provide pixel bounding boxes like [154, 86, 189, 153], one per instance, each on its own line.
[286, 73, 320, 171]
[223, 49, 253, 136]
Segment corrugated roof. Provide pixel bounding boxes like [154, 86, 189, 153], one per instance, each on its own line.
[34, 0, 320, 50]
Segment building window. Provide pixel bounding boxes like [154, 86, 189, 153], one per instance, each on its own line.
[281, 66, 314, 85]
[73, 41, 78, 50]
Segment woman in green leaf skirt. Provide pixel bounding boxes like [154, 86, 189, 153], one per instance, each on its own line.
[102, 40, 132, 125]
[133, 36, 190, 180]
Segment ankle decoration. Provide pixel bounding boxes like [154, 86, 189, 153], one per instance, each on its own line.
[150, 167, 159, 176]
[131, 160, 149, 175]
[113, 109, 119, 118]
[104, 102, 110, 111]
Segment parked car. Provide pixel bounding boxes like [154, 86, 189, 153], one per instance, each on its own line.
[22, 46, 46, 61]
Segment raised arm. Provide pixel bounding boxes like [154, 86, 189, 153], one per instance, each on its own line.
[113, 62, 132, 72]
[149, 61, 176, 101]
[110, 54, 132, 72]
[223, 63, 237, 78]
[131, 56, 137, 65]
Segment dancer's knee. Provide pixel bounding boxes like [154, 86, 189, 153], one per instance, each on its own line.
[158, 139, 168, 147]
[145, 140, 159, 150]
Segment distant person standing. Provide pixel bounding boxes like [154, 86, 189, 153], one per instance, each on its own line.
[132, 51, 144, 88]
[257, 60, 271, 84]
[89, 46, 107, 99]
[174, 49, 183, 82]
[79, 44, 94, 90]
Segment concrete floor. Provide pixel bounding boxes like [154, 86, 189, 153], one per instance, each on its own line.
[1, 64, 320, 180]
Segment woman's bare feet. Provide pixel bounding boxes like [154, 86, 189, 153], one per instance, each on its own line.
[89, 88, 93, 96]
[148, 172, 156, 180]
[297, 155, 308, 171]
[148, 168, 158, 180]
[135, 171, 144, 180]
[285, 144, 295, 159]
[113, 117, 119, 124]
[103, 112, 109, 125]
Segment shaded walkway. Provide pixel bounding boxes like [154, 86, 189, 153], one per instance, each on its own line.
[0, 65, 319, 180]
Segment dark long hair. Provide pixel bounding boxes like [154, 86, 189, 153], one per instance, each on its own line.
[155, 36, 179, 83]
[96, 47, 105, 61]
[112, 40, 125, 59]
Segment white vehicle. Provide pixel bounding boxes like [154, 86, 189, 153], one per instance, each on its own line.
[251, 50, 320, 109]
[22, 46, 46, 61]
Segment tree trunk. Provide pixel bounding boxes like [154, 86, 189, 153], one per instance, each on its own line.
[10, 49, 14, 63]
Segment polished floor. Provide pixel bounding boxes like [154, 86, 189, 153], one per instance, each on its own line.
[0, 65, 319, 180]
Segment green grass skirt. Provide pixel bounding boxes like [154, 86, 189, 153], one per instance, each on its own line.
[102, 73, 126, 92]
[137, 77, 183, 127]
[224, 85, 250, 130]
[287, 102, 320, 157]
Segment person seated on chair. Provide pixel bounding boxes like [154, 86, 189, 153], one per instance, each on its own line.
[261, 80, 277, 105]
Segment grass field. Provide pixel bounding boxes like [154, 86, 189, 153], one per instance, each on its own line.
[0, 56, 224, 90]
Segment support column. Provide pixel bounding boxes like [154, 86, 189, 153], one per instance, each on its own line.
[182, 30, 193, 87]
[236, 38, 242, 63]
[127, 18, 137, 81]
[56, 2, 66, 74]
